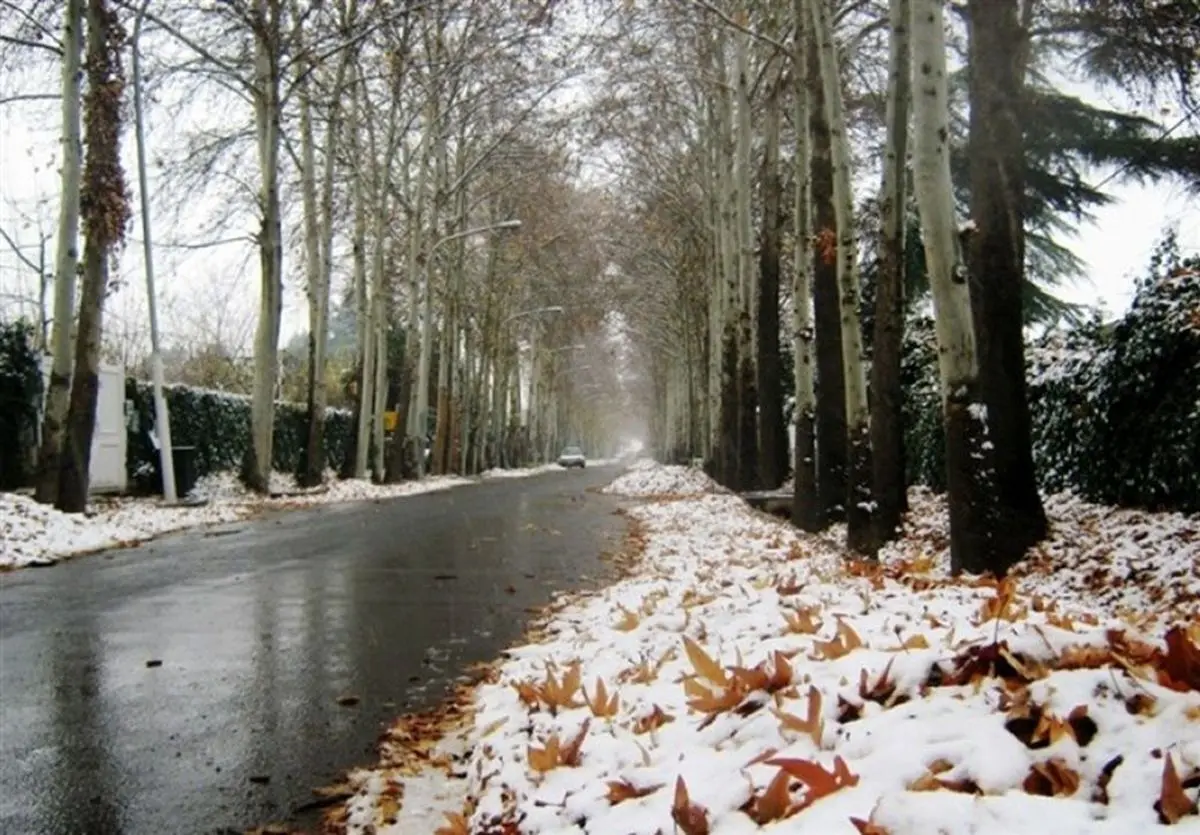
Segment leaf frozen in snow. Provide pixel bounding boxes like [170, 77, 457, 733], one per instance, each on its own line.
[671, 776, 710, 835]
[682, 635, 728, 686]
[1156, 753, 1199, 824]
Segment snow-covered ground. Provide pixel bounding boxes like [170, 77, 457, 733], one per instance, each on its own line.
[603, 459, 727, 498]
[1, 461, 579, 570]
[331, 463, 1200, 835]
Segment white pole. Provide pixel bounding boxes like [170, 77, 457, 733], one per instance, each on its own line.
[133, 1, 177, 503]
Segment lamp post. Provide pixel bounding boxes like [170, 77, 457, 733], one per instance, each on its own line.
[414, 219, 521, 478]
[133, 1, 176, 503]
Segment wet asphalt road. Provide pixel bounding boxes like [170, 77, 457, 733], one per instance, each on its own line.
[0, 465, 627, 835]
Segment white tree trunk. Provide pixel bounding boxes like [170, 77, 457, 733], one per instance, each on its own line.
[910, 0, 997, 573]
[810, 0, 875, 554]
[34, 0, 84, 504]
[351, 86, 373, 480]
[791, 0, 820, 531]
[247, 0, 285, 493]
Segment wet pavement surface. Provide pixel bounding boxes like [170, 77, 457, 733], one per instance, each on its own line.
[0, 465, 627, 834]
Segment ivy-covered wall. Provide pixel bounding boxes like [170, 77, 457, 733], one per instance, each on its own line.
[124, 379, 354, 491]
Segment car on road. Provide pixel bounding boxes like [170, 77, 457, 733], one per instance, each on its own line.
[557, 445, 586, 469]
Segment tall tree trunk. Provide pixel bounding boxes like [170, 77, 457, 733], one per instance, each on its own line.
[910, 0, 1000, 574]
[807, 30, 846, 527]
[300, 15, 353, 488]
[870, 0, 912, 543]
[811, 0, 878, 554]
[757, 61, 787, 489]
[57, 0, 129, 513]
[297, 58, 324, 487]
[791, 0, 821, 532]
[734, 29, 758, 491]
[34, 0, 84, 505]
[351, 92, 373, 480]
[245, 0, 284, 493]
[966, 0, 1047, 562]
[811, 0, 876, 556]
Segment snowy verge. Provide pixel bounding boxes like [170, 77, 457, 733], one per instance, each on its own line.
[603, 461, 726, 498]
[334, 465, 1200, 834]
[2, 462, 556, 570]
[1, 491, 250, 569]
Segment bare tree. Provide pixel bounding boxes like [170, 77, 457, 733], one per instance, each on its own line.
[56, 0, 130, 513]
[33, 0, 82, 505]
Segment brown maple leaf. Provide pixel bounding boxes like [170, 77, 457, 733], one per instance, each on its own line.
[632, 704, 674, 735]
[1156, 754, 1199, 824]
[748, 767, 794, 824]
[768, 755, 859, 813]
[682, 635, 728, 687]
[1023, 758, 1081, 797]
[671, 776, 710, 835]
[584, 677, 620, 718]
[433, 811, 470, 835]
[606, 778, 662, 805]
[772, 684, 824, 747]
[1159, 627, 1200, 693]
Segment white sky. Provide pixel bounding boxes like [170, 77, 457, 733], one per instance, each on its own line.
[0, 48, 1197, 356]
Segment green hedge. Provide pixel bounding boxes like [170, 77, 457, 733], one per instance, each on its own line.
[902, 235, 1200, 514]
[124, 379, 353, 491]
[0, 320, 42, 490]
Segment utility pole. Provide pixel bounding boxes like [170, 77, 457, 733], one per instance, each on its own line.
[133, 0, 176, 502]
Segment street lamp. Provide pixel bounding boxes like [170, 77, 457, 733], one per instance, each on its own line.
[414, 219, 521, 478]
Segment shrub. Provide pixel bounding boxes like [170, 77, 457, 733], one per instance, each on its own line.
[124, 379, 353, 491]
[0, 320, 42, 490]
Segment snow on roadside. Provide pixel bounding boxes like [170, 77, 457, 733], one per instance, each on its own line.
[1, 458, 586, 570]
[335, 463, 1200, 834]
[881, 487, 1200, 627]
[0, 491, 248, 569]
[603, 461, 726, 498]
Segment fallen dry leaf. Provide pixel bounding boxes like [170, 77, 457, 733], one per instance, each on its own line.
[683, 635, 728, 687]
[607, 778, 663, 805]
[433, 811, 470, 835]
[1156, 753, 1199, 824]
[671, 776, 710, 835]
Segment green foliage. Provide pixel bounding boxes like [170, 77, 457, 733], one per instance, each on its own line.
[900, 314, 946, 492]
[0, 321, 42, 490]
[124, 379, 354, 492]
[905, 231, 1200, 513]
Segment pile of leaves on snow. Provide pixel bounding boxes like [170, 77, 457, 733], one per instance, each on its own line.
[330, 465, 1200, 834]
[904, 231, 1200, 514]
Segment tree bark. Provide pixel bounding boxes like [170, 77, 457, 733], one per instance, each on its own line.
[299, 13, 353, 488]
[791, 0, 821, 532]
[807, 30, 847, 527]
[870, 0, 912, 543]
[811, 0, 875, 554]
[297, 56, 325, 487]
[34, 0, 84, 505]
[910, 0, 1001, 574]
[244, 0, 284, 494]
[966, 0, 1048, 562]
[757, 60, 788, 489]
[57, 0, 129, 513]
[734, 28, 758, 491]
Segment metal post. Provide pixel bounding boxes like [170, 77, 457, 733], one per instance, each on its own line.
[133, 2, 177, 503]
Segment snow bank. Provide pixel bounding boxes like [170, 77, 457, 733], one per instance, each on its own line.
[335, 464, 1200, 834]
[881, 487, 1200, 628]
[603, 462, 725, 498]
[0, 492, 247, 569]
[1, 470, 477, 570]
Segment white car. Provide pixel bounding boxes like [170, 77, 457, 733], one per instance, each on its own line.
[557, 446, 586, 469]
